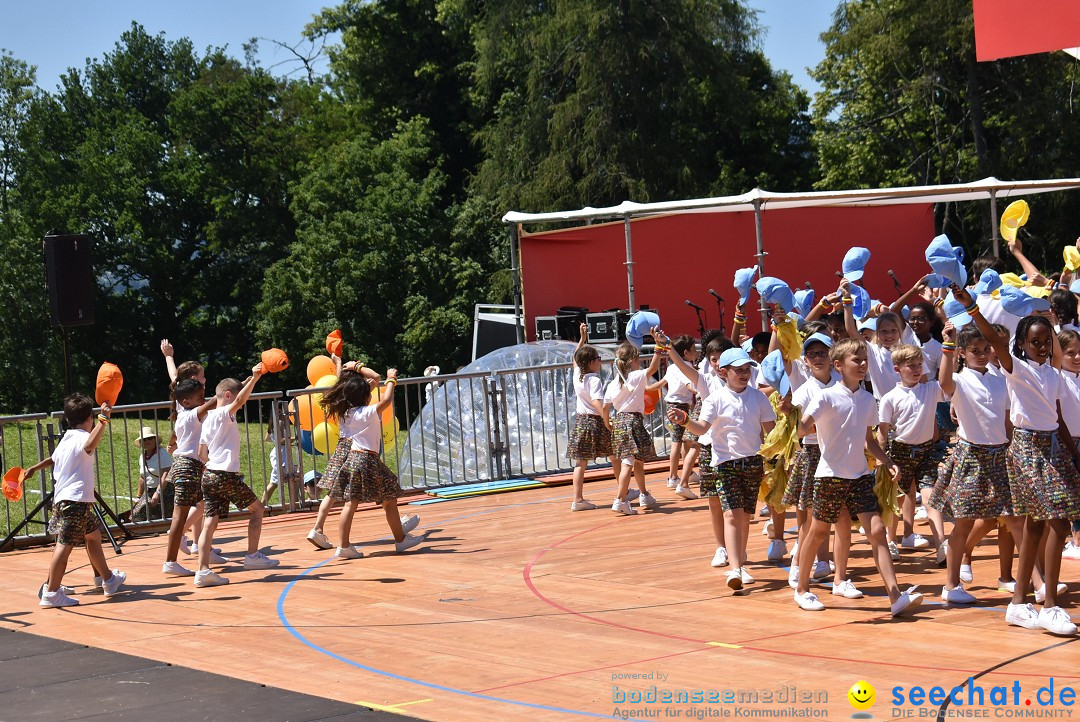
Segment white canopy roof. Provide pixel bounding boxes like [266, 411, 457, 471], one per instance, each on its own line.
[503, 176, 1080, 225]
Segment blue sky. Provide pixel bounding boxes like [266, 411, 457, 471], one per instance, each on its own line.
[2, 1, 835, 95]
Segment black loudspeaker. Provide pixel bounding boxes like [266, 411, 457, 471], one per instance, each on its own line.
[43, 234, 95, 327]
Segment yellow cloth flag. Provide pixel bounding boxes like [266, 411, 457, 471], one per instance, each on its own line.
[758, 392, 801, 511]
[873, 464, 902, 526]
[774, 316, 803, 363]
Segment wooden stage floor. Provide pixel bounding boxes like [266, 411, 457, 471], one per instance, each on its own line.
[1, 471, 1078, 721]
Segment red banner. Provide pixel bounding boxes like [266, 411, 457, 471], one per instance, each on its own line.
[974, 0, 1080, 61]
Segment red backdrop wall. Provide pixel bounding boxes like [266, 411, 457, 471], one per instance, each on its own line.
[519, 204, 936, 340]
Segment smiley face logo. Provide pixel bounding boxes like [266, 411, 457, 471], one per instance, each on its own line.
[848, 680, 876, 711]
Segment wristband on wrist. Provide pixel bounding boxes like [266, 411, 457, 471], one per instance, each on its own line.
[841, 296, 853, 306]
[97, 414, 109, 424]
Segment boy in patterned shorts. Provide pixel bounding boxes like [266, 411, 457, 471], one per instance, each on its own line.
[793, 337, 921, 615]
[25, 394, 126, 607]
[194, 364, 278, 587]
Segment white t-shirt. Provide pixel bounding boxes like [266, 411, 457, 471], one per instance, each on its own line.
[1003, 355, 1064, 432]
[948, 367, 1009, 445]
[342, 405, 382, 452]
[200, 407, 241, 472]
[697, 384, 775, 465]
[663, 365, 695, 404]
[878, 381, 945, 444]
[173, 407, 203, 460]
[792, 372, 839, 446]
[52, 428, 94, 503]
[865, 343, 929, 399]
[139, 447, 173, 490]
[1059, 370, 1080, 438]
[803, 383, 878, 479]
[977, 293, 1021, 338]
[574, 371, 604, 415]
[612, 369, 649, 414]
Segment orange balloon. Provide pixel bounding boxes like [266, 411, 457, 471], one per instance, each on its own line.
[306, 355, 336, 385]
[295, 392, 325, 431]
[260, 348, 289, 373]
[643, 388, 660, 415]
[96, 362, 123, 406]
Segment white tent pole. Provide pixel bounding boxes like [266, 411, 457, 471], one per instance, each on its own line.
[508, 223, 525, 343]
[989, 189, 1001, 257]
[623, 215, 636, 311]
[753, 199, 768, 330]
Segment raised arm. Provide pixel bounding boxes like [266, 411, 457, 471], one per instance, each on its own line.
[1008, 238, 1048, 287]
[161, 339, 178, 382]
[954, 285, 1011, 374]
[196, 396, 218, 422]
[889, 277, 929, 317]
[83, 403, 113, 454]
[375, 369, 398, 413]
[938, 322, 958, 396]
[660, 338, 700, 386]
[229, 363, 264, 415]
[576, 322, 588, 353]
[840, 282, 859, 341]
[805, 291, 839, 323]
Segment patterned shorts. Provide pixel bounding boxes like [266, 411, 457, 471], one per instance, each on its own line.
[783, 444, 821, 510]
[701, 456, 764, 513]
[318, 437, 351, 499]
[928, 440, 1011, 519]
[338, 450, 403, 504]
[667, 402, 691, 444]
[812, 474, 879, 524]
[698, 445, 715, 482]
[49, 500, 100, 546]
[202, 469, 257, 519]
[568, 413, 613, 460]
[612, 412, 656, 462]
[888, 439, 938, 489]
[687, 397, 702, 443]
[1007, 430, 1080, 521]
[171, 455, 204, 507]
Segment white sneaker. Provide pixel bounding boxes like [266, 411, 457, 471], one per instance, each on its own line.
[39, 588, 79, 608]
[674, 484, 698, 500]
[901, 533, 929, 549]
[102, 571, 127, 597]
[767, 539, 786, 561]
[626, 488, 641, 501]
[890, 587, 924, 616]
[711, 547, 729, 567]
[914, 506, 928, 520]
[788, 566, 799, 590]
[208, 551, 228, 565]
[998, 578, 1016, 593]
[87, 575, 103, 594]
[832, 579, 864, 599]
[243, 551, 280, 570]
[1006, 602, 1040, 629]
[335, 545, 363, 559]
[740, 567, 754, 584]
[725, 570, 743, 590]
[306, 529, 333, 550]
[759, 505, 770, 517]
[960, 565, 974, 584]
[794, 590, 825, 611]
[395, 534, 423, 552]
[570, 499, 598, 511]
[1038, 606, 1078, 636]
[1034, 583, 1069, 604]
[942, 583, 977, 604]
[194, 569, 229, 587]
[666, 477, 679, 489]
[936, 540, 949, 567]
[611, 498, 637, 515]
[790, 541, 799, 560]
[162, 561, 195, 577]
[638, 492, 660, 510]
[39, 582, 76, 599]
[811, 560, 831, 580]
[190, 544, 222, 556]
[401, 514, 420, 533]
[179, 536, 193, 555]
[888, 540, 900, 561]
[761, 518, 774, 537]
[1064, 542, 1080, 560]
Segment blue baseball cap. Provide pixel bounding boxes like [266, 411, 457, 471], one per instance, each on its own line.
[734, 267, 758, 307]
[850, 283, 871, 319]
[942, 291, 972, 329]
[857, 317, 878, 332]
[999, 285, 1050, 316]
[759, 349, 790, 397]
[842, 247, 870, 282]
[740, 338, 754, 353]
[625, 311, 660, 349]
[303, 469, 322, 484]
[1070, 279, 1080, 295]
[924, 273, 951, 289]
[718, 348, 757, 368]
[972, 269, 1002, 296]
[802, 332, 833, 350]
[793, 288, 815, 317]
[756, 276, 796, 313]
[925, 234, 968, 288]
[788, 311, 806, 330]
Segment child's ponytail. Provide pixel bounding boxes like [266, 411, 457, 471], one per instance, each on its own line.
[613, 342, 638, 388]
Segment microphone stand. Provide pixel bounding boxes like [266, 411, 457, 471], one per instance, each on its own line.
[708, 290, 725, 333]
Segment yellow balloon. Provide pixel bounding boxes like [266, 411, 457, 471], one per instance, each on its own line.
[314, 374, 338, 389]
[312, 421, 339, 455]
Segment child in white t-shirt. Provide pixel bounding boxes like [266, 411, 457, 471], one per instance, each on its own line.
[566, 323, 614, 511]
[609, 339, 663, 515]
[794, 338, 922, 616]
[656, 335, 701, 500]
[194, 364, 277, 587]
[24, 394, 126, 607]
[668, 346, 775, 591]
[876, 343, 945, 553]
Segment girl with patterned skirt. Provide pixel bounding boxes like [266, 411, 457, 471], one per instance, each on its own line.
[962, 284, 1080, 636]
[608, 339, 664, 516]
[567, 326, 614, 511]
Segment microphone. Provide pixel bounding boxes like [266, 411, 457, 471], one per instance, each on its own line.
[685, 299, 705, 311]
[708, 288, 723, 301]
[888, 270, 901, 284]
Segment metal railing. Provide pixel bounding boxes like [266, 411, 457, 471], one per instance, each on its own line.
[1, 357, 675, 547]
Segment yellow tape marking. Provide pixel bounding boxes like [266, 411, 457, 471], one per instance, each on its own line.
[355, 698, 434, 712]
[707, 641, 743, 649]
